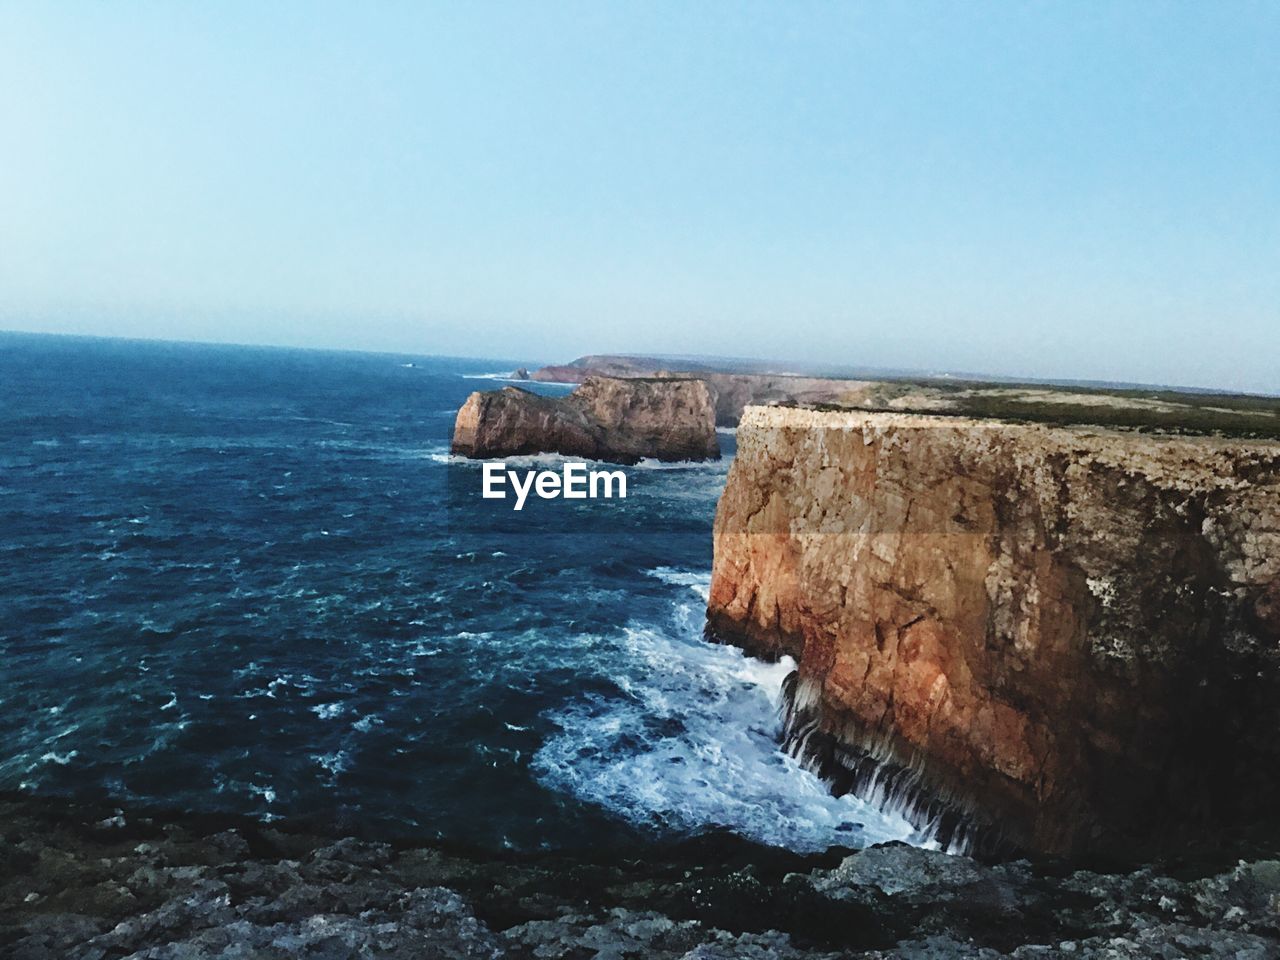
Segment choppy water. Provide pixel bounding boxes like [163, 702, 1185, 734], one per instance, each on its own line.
[0, 333, 918, 853]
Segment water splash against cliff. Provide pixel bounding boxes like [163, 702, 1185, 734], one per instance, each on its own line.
[532, 571, 924, 852]
[778, 671, 1004, 856]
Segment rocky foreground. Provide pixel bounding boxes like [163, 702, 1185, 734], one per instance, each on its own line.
[3, 795, 1278, 959]
[451, 377, 719, 464]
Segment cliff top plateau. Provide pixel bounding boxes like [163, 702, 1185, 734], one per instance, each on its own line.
[524, 355, 1280, 436]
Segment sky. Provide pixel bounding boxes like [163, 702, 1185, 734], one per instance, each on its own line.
[1, 2, 1277, 392]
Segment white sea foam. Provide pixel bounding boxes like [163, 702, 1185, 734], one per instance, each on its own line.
[311, 703, 345, 720]
[532, 571, 920, 852]
[647, 567, 712, 602]
[633, 457, 730, 471]
[314, 750, 350, 778]
[248, 783, 277, 804]
[429, 445, 730, 474]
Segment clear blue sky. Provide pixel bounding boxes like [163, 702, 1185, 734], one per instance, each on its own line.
[2, 2, 1277, 391]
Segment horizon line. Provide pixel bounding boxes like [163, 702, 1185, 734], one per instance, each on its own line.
[3, 326, 1276, 401]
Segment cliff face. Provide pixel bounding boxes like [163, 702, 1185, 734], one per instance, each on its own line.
[707, 407, 1280, 856]
[526, 356, 877, 426]
[451, 376, 719, 464]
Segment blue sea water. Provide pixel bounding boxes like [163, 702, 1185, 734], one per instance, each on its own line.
[0, 333, 917, 853]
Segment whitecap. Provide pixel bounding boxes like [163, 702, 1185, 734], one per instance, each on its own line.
[647, 567, 712, 602]
[248, 783, 277, 804]
[314, 750, 350, 778]
[265, 676, 290, 698]
[532, 612, 921, 853]
[311, 703, 345, 720]
[633, 458, 730, 471]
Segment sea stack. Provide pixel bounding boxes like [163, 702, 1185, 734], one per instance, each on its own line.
[451, 376, 719, 464]
[706, 406, 1280, 856]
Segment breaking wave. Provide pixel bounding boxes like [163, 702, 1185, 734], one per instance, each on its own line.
[532, 570, 920, 852]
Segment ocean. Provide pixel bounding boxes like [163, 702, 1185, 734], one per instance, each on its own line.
[0, 333, 919, 855]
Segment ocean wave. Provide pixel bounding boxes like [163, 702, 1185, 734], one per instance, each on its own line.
[633, 457, 730, 472]
[646, 567, 711, 602]
[40, 750, 79, 766]
[531, 599, 919, 853]
[247, 782, 277, 804]
[435, 451, 730, 473]
[313, 750, 350, 779]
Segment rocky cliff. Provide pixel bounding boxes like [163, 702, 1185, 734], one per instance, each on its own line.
[451, 376, 719, 464]
[707, 407, 1280, 857]
[528, 356, 1280, 434]
[529, 358, 865, 426]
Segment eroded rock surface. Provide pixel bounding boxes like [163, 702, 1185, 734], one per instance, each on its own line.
[707, 407, 1280, 856]
[451, 376, 719, 464]
[3, 797, 1278, 959]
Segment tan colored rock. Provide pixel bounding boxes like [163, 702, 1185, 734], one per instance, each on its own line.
[451, 376, 719, 464]
[527, 356, 877, 425]
[707, 407, 1280, 856]
[698, 374, 872, 427]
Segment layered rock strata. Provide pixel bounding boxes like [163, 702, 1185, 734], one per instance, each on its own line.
[451, 376, 719, 464]
[707, 407, 1280, 857]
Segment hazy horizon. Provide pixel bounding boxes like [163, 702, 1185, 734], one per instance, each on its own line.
[8, 327, 1278, 398]
[2, 3, 1277, 393]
